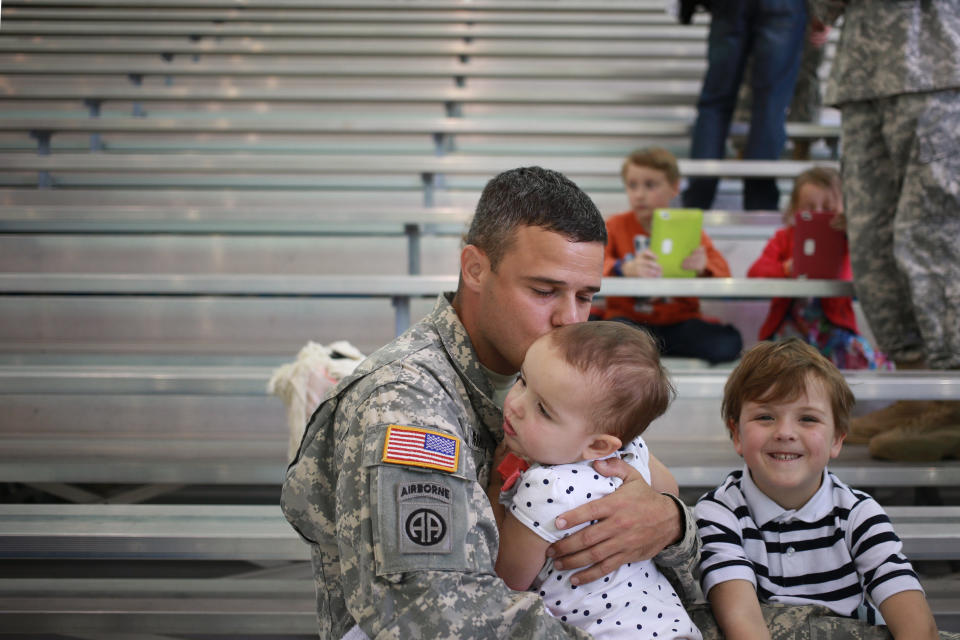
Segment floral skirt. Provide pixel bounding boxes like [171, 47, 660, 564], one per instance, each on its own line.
[771, 299, 892, 370]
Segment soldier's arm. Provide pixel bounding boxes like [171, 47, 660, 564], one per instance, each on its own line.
[545, 457, 699, 589]
[340, 380, 592, 640]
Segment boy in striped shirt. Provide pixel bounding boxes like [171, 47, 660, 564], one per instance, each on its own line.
[695, 338, 939, 639]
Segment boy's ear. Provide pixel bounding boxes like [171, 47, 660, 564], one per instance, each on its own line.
[669, 180, 681, 200]
[727, 419, 744, 457]
[460, 244, 490, 292]
[583, 434, 622, 460]
[830, 431, 845, 459]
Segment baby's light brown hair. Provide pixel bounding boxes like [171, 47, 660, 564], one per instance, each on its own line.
[621, 147, 681, 186]
[722, 338, 855, 438]
[784, 166, 842, 225]
[549, 321, 675, 444]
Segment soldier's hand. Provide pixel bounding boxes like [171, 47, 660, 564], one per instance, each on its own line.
[545, 457, 682, 585]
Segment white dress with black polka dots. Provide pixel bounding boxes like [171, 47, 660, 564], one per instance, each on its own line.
[502, 437, 701, 640]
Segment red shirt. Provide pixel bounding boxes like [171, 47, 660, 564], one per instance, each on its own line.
[747, 225, 858, 339]
[602, 210, 732, 326]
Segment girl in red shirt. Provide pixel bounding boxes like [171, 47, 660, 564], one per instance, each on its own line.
[748, 167, 889, 370]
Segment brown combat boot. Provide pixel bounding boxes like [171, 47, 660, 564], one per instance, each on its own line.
[868, 418, 960, 462]
[847, 400, 945, 444]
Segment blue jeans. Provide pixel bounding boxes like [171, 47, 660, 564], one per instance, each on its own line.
[608, 317, 743, 364]
[682, 0, 807, 210]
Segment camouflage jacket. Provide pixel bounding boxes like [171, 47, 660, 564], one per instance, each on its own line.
[281, 293, 701, 639]
[811, 0, 960, 105]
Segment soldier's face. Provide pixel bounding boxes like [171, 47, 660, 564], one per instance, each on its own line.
[475, 226, 603, 375]
[501, 335, 600, 465]
[730, 377, 844, 510]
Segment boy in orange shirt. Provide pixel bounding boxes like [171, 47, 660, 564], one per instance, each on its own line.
[602, 147, 742, 364]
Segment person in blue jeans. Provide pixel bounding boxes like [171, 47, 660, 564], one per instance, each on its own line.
[683, 1, 808, 211]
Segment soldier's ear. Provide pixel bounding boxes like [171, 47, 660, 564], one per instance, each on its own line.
[460, 244, 490, 292]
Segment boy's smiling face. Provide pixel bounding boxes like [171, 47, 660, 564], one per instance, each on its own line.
[729, 376, 845, 510]
[623, 163, 680, 229]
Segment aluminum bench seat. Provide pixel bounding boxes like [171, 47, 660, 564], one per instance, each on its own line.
[0, 21, 709, 40]
[0, 153, 837, 177]
[3, 362, 960, 493]
[0, 55, 713, 81]
[2, 503, 959, 561]
[0, 35, 713, 59]
[0, 116, 839, 146]
[2, 7, 694, 25]
[0, 574, 954, 635]
[0, 200, 784, 238]
[0, 577, 318, 636]
[2, 0, 690, 9]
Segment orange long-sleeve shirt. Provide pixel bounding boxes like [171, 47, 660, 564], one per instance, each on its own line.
[602, 210, 731, 325]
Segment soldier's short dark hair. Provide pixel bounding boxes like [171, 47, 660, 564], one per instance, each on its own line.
[465, 166, 607, 270]
[722, 338, 855, 437]
[549, 321, 674, 443]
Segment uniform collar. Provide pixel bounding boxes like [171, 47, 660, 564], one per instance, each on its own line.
[430, 293, 504, 441]
[740, 464, 834, 526]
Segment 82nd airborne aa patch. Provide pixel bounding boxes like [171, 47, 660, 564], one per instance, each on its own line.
[397, 480, 452, 553]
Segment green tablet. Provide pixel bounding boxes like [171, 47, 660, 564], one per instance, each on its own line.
[649, 208, 703, 278]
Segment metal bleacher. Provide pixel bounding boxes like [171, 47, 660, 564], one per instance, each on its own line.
[1, 0, 958, 637]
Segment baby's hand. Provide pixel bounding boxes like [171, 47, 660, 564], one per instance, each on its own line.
[681, 246, 707, 275]
[623, 249, 662, 278]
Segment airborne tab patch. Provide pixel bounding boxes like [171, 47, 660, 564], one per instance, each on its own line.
[397, 480, 452, 553]
[382, 425, 460, 473]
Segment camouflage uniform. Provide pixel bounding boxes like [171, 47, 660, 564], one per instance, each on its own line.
[282, 293, 701, 639]
[691, 602, 960, 640]
[811, 0, 960, 369]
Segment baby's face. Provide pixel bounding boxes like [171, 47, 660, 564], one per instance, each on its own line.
[730, 377, 844, 510]
[501, 336, 598, 465]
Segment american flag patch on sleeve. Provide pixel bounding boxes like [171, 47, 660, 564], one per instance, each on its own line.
[382, 425, 460, 473]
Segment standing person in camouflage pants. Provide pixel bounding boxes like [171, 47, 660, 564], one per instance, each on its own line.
[281, 166, 700, 639]
[810, 0, 960, 461]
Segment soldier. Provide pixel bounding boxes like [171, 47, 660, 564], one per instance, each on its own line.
[809, 0, 960, 460]
[281, 166, 700, 639]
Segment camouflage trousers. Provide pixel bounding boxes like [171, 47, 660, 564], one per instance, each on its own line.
[688, 602, 960, 640]
[840, 89, 960, 369]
